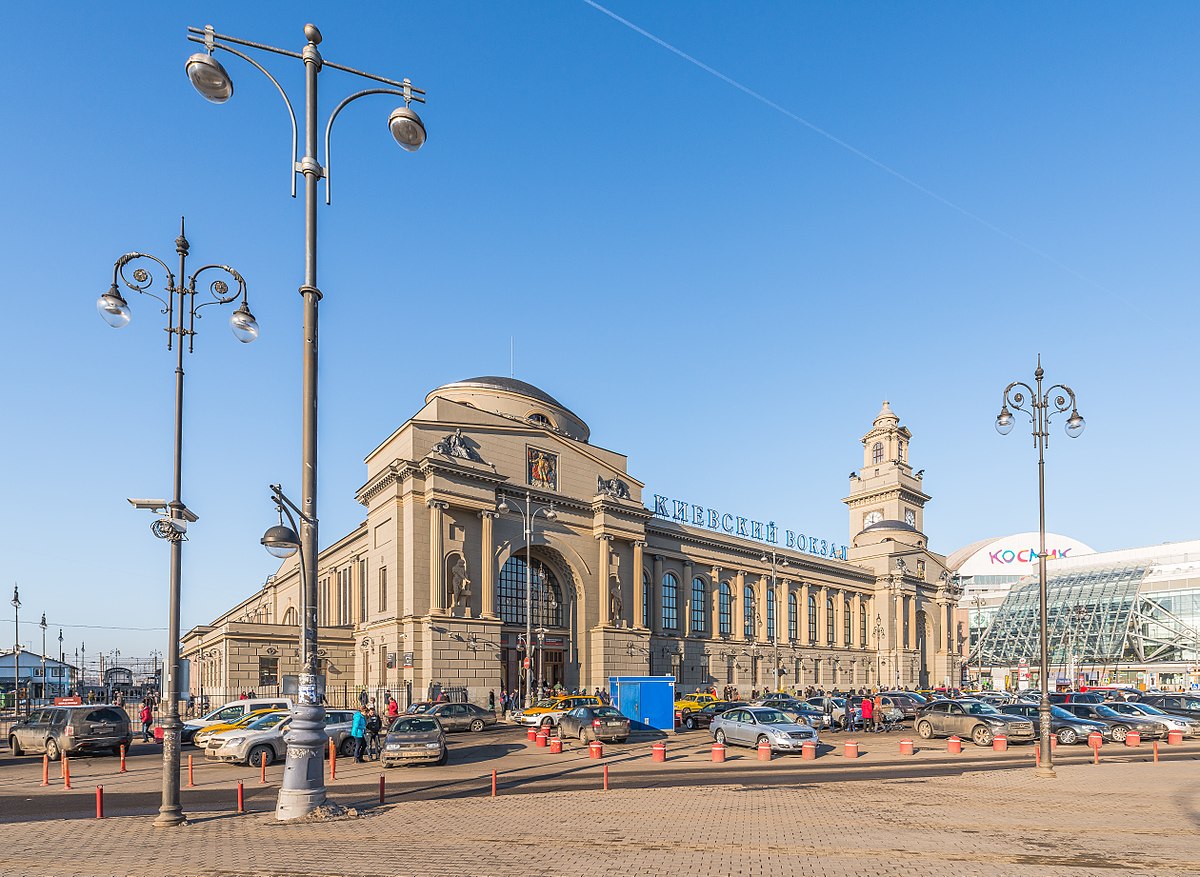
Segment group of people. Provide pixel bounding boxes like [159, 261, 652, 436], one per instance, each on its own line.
[349, 690, 404, 761]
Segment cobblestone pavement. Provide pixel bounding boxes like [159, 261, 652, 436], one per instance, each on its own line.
[0, 760, 1196, 876]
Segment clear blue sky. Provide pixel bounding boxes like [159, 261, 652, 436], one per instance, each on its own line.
[1, 2, 1196, 663]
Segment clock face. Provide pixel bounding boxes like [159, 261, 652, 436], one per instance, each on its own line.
[864, 511, 883, 527]
[905, 510, 916, 527]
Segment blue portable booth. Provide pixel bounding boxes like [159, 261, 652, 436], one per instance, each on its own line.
[608, 675, 675, 731]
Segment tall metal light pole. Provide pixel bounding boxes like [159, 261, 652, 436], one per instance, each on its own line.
[971, 593, 986, 690]
[58, 629, 64, 696]
[11, 586, 19, 713]
[97, 222, 257, 827]
[184, 22, 427, 822]
[760, 551, 789, 694]
[39, 614, 47, 703]
[872, 614, 885, 689]
[497, 491, 557, 708]
[995, 355, 1085, 778]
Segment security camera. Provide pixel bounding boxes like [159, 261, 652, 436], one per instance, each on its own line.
[150, 517, 188, 540]
[128, 498, 169, 513]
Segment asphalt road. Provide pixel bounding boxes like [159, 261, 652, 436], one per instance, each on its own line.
[2, 726, 1196, 823]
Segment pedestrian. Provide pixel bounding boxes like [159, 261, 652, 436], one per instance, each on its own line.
[365, 708, 382, 760]
[351, 706, 368, 763]
[139, 700, 153, 742]
[873, 692, 884, 732]
[387, 694, 399, 719]
[860, 693, 874, 733]
[358, 688, 369, 709]
[488, 689, 496, 710]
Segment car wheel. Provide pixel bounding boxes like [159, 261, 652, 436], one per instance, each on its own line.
[578, 729, 588, 743]
[1112, 725, 1128, 742]
[971, 725, 993, 747]
[541, 717, 554, 729]
[756, 735, 770, 749]
[249, 745, 274, 768]
[339, 738, 356, 758]
[1058, 728, 1078, 745]
[469, 719, 484, 733]
[916, 721, 934, 740]
[684, 716, 697, 731]
[435, 748, 448, 766]
[714, 729, 727, 745]
[9, 737, 22, 757]
[45, 738, 61, 761]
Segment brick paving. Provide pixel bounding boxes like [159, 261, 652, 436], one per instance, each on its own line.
[0, 759, 1196, 876]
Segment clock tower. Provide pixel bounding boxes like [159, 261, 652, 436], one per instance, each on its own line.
[843, 400, 931, 545]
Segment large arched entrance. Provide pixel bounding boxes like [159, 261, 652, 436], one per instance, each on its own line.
[498, 552, 577, 699]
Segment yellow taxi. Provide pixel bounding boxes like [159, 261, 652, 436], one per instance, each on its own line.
[193, 708, 287, 748]
[674, 691, 719, 714]
[512, 695, 602, 728]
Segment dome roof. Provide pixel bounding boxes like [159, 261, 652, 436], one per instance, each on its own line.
[432, 376, 566, 409]
[873, 400, 899, 426]
[426, 376, 590, 442]
[861, 519, 920, 534]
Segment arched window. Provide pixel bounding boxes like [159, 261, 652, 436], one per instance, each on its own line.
[691, 577, 707, 634]
[719, 582, 732, 635]
[661, 573, 678, 631]
[807, 594, 817, 643]
[766, 588, 776, 642]
[499, 556, 563, 627]
[860, 605, 868, 647]
[283, 606, 298, 627]
[871, 441, 883, 465]
[826, 597, 835, 644]
[788, 593, 798, 641]
[743, 585, 756, 639]
[898, 440, 905, 461]
[844, 599, 852, 646]
[643, 568, 652, 633]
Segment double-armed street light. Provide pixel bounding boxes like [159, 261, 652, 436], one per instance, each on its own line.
[995, 356, 1084, 778]
[185, 22, 427, 821]
[11, 586, 20, 714]
[761, 551, 789, 694]
[98, 220, 257, 827]
[497, 492, 557, 708]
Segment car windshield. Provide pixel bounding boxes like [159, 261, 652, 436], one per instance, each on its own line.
[391, 718, 438, 734]
[533, 699, 561, 709]
[753, 709, 792, 725]
[1049, 706, 1077, 719]
[247, 713, 287, 730]
[594, 707, 623, 718]
[964, 702, 1000, 715]
[1095, 706, 1122, 718]
[1132, 704, 1166, 716]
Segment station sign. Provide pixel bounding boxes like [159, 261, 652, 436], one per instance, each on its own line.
[652, 493, 847, 561]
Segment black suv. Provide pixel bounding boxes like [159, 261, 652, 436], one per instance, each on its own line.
[8, 705, 132, 760]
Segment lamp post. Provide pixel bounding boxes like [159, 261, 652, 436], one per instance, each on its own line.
[872, 614, 885, 689]
[11, 586, 19, 714]
[98, 220, 256, 826]
[185, 21, 427, 821]
[497, 491, 557, 708]
[39, 614, 47, 703]
[995, 355, 1084, 778]
[760, 551, 789, 694]
[971, 594, 986, 690]
[150, 649, 163, 696]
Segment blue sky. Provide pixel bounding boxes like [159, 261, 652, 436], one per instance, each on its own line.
[1, 2, 1196, 662]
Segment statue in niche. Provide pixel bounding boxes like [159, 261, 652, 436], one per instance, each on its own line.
[596, 475, 631, 499]
[432, 429, 485, 463]
[608, 549, 622, 626]
[449, 556, 472, 615]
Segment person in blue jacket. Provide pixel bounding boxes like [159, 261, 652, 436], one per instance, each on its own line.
[351, 706, 368, 763]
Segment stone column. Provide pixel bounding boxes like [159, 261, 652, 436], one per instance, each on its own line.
[735, 571, 747, 639]
[852, 593, 862, 648]
[597, 534, 613, 626]
[632, 541, 645, 629]
[801, 582, 811, 643]
[428, 500, 448, 613]
[710, 566, 721, 637]
[652, 555, 664, 635]
[682, 560, 694, 636]
[757, 575, 769, 643]
[479, 511, 498, 619]
[908, 595, 917, 652]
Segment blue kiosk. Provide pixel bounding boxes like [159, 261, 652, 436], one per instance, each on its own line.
[608, 675, 675, 731]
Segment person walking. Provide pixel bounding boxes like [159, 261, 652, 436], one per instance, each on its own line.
[358, 688, 369, 709]
[365, 708, 382, 760]
[873, 692, 884, 732]
[859, 693, 874, 733]
[387, 694, 399, 719]
[351, 706, 368, 763]
[139, 700, 154, 742]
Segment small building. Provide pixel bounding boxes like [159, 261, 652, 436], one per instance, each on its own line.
[0, 651, 78, 701]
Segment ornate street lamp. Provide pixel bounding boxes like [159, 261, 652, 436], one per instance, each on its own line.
[185, 22, 428, 821]
[497, 492, 556, 708]
[761, 551, 789, 694]
[39, 614, 47, 703]
[872, 614, 886, 688]
[100, 221, 255, 827]
[995, 356, 1084, 778]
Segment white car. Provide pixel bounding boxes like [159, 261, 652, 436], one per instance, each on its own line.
[182, 697, 293, 744]
[205, 709, 357, 766]
[710, 706, 820, 753]
[1105, 701, 1200, 737]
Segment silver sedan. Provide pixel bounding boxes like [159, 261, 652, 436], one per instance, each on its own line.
[711, 706, 819, 753]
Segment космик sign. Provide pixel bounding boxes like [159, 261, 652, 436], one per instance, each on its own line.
[652, 494, 847, 561]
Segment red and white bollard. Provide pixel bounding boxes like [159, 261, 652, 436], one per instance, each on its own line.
[549, 736, 563, 754]
[63, 755, 71, 790]
[535, 730, 548, 748]
[1167, 729, 1183, 745]
[898, 739, 914, 756]
[526, 727, 538, 742]
[992, 734, 1008, 752]
[236, 780, 244, 814]
[947, 736, 962, 754]
[651, 742, 667, 762]
[188, 753, 195, 787]
[589, 740, 604, 759]
[602, 764, 609, 791]
[119, 745, 127, 773]
[41, 754, 49, 787]
[1125, 730, 1141, 748]
[329, 738, 337, 780]
[378, 775, 385, 804]
[95, 786, 104, 819]
[801, 741, 816, 760]
[843, 740, 859, 760]
[711, 742, 726, 763]
[756, 740, 772, 761]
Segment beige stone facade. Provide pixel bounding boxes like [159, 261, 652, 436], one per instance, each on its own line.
[181, 381, 963, 706]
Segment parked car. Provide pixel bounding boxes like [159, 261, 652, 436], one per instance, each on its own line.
[1138, 694, 1200, 722]
[1102, 701, 1200, 737]
[1048, 691, 1103, 705]
[802, 696, 858, 727]
[674, 691, 720, 714]
[557, 705, 631, 743]
[204, 709, 357, 765]
[679, 701, 747, 731]
[381, 716, 447, 767]
[193, 708, 282, 748]
[8, 705, 133, 760]
[998, 702, 1111, 745]
[182, 697, 292, 744]
[404, 701, 435, 715]
[846, 695, 905, 727]
[710, 706, 819, 753]
[879, 692, 927, 720]
[1083, 685, 1143, 702]
[422, 702, 497, 733]
[773, 704, 831, 730]
[915, 699, 1035, 746]
[1057, 703, 1166, 741]
[975, 691, 1019, 706]
[511, 695, 603, 728]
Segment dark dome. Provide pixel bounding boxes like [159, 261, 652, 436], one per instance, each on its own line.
[861, 519, 920, 534]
